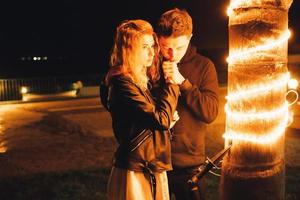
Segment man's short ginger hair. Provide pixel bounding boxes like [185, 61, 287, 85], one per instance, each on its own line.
[156, 8, 193, 37]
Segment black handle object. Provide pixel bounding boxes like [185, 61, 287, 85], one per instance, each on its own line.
[187, 145, 232, 200]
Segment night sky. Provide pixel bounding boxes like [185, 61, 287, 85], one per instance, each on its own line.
[0, 0, 299, 78]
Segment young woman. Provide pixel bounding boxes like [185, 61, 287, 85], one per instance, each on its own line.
[103, 19, 180, 200]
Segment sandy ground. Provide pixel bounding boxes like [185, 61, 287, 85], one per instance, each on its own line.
[0, 100, 116, 178]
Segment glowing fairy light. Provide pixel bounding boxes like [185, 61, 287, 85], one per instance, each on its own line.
[225, 102, 288, 121]
[288, 78, 298, 90]
[227, 0, 264, 16]
[227, 30, 291, 64]
[226, 72, 290, 101]
[223, 116, 287, 144]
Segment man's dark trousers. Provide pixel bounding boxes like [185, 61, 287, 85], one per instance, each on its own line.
[167, 167, 206, 200]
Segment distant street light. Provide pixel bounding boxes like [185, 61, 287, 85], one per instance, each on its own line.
[21, 86, 28, 94]
[288, 78, 298, 90]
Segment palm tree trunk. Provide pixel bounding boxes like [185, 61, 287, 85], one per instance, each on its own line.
[221, 1, 293, 199]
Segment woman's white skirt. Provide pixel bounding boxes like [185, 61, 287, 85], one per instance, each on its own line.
[107, 167, 170, 200]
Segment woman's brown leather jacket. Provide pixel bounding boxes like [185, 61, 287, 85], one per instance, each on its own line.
[107, 75, 179, 173]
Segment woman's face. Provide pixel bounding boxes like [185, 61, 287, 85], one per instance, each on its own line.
[136, 34, 155, 68]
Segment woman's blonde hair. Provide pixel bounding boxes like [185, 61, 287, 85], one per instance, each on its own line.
[109, 19, 160, 89]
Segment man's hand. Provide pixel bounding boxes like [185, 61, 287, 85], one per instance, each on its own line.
[162, 61, 185, 85]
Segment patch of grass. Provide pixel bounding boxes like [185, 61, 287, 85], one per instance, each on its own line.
[206, 173, 220, 200]
[0, 166, 299, 199]
[0, 168, 111, 200]
[286, 166, 300, 200]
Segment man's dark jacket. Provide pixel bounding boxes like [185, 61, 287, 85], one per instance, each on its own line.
[169, 44, 219, 168]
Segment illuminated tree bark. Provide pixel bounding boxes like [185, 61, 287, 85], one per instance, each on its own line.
[221, 1, 293, 200]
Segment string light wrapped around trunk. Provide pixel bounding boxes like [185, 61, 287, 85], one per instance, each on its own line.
[221, 0, 293, 199]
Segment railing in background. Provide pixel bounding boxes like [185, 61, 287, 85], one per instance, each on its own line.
[0, 74, 102, 101]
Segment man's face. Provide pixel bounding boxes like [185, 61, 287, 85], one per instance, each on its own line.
[158, 35, 191, 63]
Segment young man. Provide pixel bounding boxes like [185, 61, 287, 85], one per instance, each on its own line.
[156, 8, 219, 200]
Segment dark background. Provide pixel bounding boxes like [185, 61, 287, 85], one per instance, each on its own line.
[0, 0, 299, 78]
